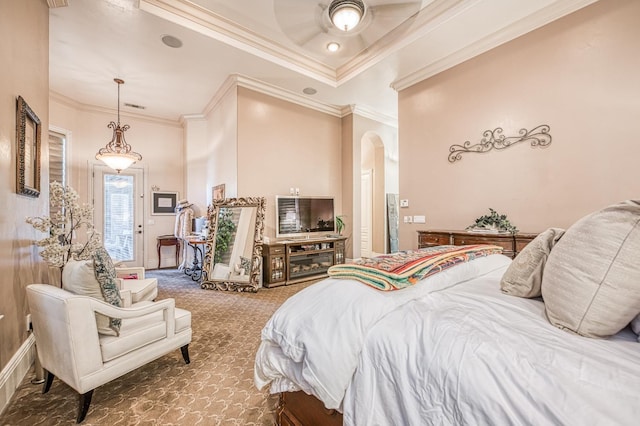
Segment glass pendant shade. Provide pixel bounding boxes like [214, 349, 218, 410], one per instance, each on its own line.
[95, 78, 142, 173]
[329, 0, 365, 32]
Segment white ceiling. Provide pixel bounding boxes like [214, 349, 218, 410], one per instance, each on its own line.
[48, 0, 598, 123]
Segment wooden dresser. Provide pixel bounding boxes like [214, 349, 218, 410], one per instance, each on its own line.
[417, 230, 537, 258]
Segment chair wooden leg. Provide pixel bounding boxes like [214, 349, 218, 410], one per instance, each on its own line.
[180, 344, 190, 364]
[76, 390, 93, 423]
[42, 369, 55, 394]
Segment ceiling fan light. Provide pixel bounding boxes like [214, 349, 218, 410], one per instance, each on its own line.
[329, 0, 365, 32]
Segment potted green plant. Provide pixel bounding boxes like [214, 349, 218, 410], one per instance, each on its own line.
[335, 215, 345, 236]
[214, 208, 237, 264]
[467, 208, 518, 234]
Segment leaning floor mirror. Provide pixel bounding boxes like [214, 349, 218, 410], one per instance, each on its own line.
[201, 197, 266, 292]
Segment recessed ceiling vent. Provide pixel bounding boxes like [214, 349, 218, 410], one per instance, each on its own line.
[124, 103, 146, 110]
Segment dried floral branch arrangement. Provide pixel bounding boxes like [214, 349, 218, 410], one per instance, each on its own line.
[26, 181, 102, 268]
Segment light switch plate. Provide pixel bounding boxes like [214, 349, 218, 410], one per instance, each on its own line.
[413, 215, 426, 223]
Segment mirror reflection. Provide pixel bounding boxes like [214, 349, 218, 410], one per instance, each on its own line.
[202, 197, 265, 292]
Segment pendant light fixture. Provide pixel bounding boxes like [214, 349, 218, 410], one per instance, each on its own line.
[95, 78, 142, 173]
[329, 0, 365, 32]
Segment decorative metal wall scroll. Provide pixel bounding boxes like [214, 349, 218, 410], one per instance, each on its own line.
[448, 124, 552, 163]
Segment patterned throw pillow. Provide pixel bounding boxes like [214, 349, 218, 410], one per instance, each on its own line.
[92, 247, 122, 335]
[240, 256, 252, 275]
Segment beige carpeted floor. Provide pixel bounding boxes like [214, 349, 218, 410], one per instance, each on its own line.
[1, 270, 312, 425]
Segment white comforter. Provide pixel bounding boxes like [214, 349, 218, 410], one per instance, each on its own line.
[255, 254, 640, 424]
[254, 254, 512, 410]
[343, 266, 640, 425]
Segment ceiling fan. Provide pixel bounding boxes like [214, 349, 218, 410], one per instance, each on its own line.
[273, 0, 424, 57]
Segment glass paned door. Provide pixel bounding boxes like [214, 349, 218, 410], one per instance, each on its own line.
[93, 165, 144, 265]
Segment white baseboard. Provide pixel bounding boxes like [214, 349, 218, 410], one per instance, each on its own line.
[0, 334, 36, 416]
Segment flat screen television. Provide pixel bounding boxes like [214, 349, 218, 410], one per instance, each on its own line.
[275, 196, 336, 239]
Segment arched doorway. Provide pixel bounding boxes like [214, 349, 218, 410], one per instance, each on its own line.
[360, 132, 385, 257]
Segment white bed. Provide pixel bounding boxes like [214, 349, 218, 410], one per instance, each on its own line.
[254, 254, 640, 425]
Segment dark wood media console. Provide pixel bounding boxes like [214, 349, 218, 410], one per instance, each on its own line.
[262, 237, 347, 287]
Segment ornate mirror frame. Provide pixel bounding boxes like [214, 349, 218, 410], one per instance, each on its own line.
[201, 197, 266, 292]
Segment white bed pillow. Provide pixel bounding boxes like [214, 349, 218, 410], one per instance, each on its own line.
[542, 200, 640, 338]
[500, 228, 564, 298]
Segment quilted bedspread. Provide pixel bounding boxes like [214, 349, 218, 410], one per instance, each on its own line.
[327, 244, 503, 291]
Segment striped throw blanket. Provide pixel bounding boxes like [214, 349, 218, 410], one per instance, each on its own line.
[327, 245, 503, 291]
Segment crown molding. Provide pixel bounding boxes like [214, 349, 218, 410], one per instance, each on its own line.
[180, 114, 207, 124]
[200, 74, 238, 118]
[201, 74, 344, 118]
[139, 0, 338, 86]
[200, 74, 401, 125]
[341, 105, 398, 128]
[47, 0, 68, 8]
[234, 74, 344, 117]
[336, 0, 471, 84]
[391, 0, 599, 92]
[50, 91, 182, 127]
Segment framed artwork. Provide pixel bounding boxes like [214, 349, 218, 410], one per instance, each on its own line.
[16, 96, 41, 197]
[212, 183, 225, 201]
[151, 191, 178, 215]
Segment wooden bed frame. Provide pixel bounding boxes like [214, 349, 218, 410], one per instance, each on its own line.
[277, 391, 343, 426]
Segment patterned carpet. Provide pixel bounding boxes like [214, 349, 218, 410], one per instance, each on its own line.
[1, 270, 313, 425]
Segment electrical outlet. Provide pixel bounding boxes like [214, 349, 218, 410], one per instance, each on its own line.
[403, 216, 413, 223]
[400, 199, 409, 208]
[26, 314, 32, 332]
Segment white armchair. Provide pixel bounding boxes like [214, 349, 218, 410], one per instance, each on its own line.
[26, 284, 192, 423]
[114, 266, 158, 303]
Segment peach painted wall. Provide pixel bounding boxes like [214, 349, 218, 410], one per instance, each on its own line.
[203, 86, 238, 205]
[398, 0, 640, 250]
[184, 117, 208, 217]
[49, 98, 184, 269]
[236, 87, 343, 239]
[0, 0, 49, 370]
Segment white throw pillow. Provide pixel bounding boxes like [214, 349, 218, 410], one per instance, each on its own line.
[62, 258, 121, 335]
[542, 200, 640, 338]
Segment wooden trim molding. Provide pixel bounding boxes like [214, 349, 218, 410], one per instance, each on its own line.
[0, 334, 36, 415]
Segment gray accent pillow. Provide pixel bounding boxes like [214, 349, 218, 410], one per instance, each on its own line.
[631, 314, 640, 342]
[500, 228, 565, 298]
[542, 200, 640, 338]
[92, 247, 122, 335]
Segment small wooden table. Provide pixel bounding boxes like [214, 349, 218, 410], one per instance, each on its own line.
[157, 235, 180, 269]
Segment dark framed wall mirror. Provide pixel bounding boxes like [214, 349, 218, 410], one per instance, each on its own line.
[201, 197, 266, 292]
